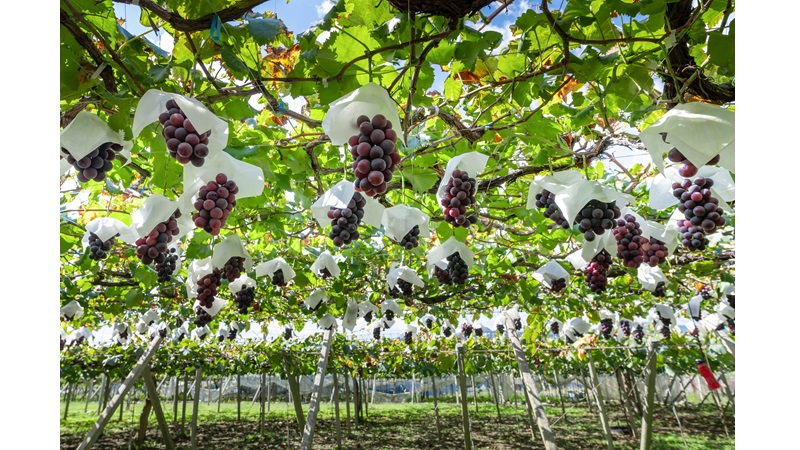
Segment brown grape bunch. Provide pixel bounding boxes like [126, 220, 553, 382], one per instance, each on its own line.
[193, 173, 238, 236]
[462, 323, 473, 338]
[159, 99, 211, 166]
[156, 248, 179, 283]
[62, 142, 120, 183]
[350, 114, 400, 197]
[434, 253, 469, 285]
[599, 318, 613, 339]
[272, 269, 286, 287]
[575, 200, 621, 241]
[234, 286, 255, 314]
[196, 268, 223, 309]
[441, 170, 478, 228]
[194, 307, 212, 327]
[328, 192, 366, 247]
[399, 225, 421, 250]
[666, 148, 720, 178]
[390, 278, 413, 297]
[534, 189, 570, 229]
[584, 250, 611, 293]
[642, 237, 668, 267]
[404, 331, 413, 344]
[135, 210, 181, 265]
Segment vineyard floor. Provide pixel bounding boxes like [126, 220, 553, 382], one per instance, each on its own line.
[60, 400, 734, 450]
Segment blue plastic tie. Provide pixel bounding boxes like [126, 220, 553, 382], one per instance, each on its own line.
[210, 16, 221, 43]
[278, 102, 286, 113]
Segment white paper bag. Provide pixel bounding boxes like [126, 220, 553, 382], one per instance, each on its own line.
[304, 289, 327, 310]
[321, 82, 403, 146]
[130, 194, 181, 238]
[426, 236, 475, 277]
[183, 150, 264, 200]
[60, 111, 132, 169]
[82, 217, 139, 247]
[212, 234, 253, 271]
[255, 257, 296, 282]
[532, 260, 570, 289]
[343, 298, 359, 331]
[186, 257, 215, 299]
[387, 264, 425, 291]
[435, 152, 490, 207]
[193, 297, 227, 317]
[381, 204, 430, 243]
[526, 170, 586, 209]
[637, 265, 668, 292]
[311, 251, 341, 278]
[60, 300, 84, 320]
[311, 180, 384, 229]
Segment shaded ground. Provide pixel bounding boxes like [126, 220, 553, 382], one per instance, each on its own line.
[61, 399, 734, 450]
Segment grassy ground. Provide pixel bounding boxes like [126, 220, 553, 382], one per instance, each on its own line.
[60, 397, 734, 450]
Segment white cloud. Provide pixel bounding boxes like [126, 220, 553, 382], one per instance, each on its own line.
[316, 0, 335, 18]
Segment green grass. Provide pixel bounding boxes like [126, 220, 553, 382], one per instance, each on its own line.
[60, 397, 734, 450]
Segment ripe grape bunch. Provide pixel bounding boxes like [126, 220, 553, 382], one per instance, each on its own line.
[384, 309, 395, 322]
[272, 269, 286, 287]
[666, 148, 720, 178]
[229, 328, 237, 340]
[424, 317, 434, 329]
[193, 173, 238, 236]
[659, 320, 671, 340]
[442, 326, 453, 338]
[363, 310, 373, 323]
[496, 323, 505, 334]
[194, 307, 212, 327]
[373, 326, 381, 340]
[159, 99, 211, 167]
[404, 331, 413, 345]
[399, 225, 421, 250]
[549, 277, 567, 293]
[156, 248, 179, 283]
[196, 268, 223, 309]
[534, 189, 570, 229]
[672, 177, 725, 251]
[613, 214, 645, 268]
[653, 281, 667, 298]
[584, 250, 612, 293]
[62, 142, 120, 183]
[135, 210, 181, 265]
[513, 318, 522, 330]
[391, 279, 413, 297]
[350, 114, 400, 197]
[441, 169, 479, 228]
[234, 286, 255, 314]
[474, 327, 483, 337]
[284, 328, 292, 340]
[620, 320, 631, 337]
[88, 232, 116, 261]
[434, 253, 469, 285]
[599, 319, 614, 339]
[461, 323, 474, 338]
[575, 200, 621, 241]
[223, 257, 245, 283]
[632, 324, 644, 344]
[642, 237, 668, 267]
[727, 318, 735, 336]
[698, 285, 714, 300]
[726, 293, 735, 309]
[550, 321, 560, 336]
[319, 268, 332, 279]
[327, 192, 366, 247]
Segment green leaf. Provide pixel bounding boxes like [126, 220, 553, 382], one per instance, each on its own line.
[707, 20, 735, 74]
[125, 289, 144, 308]
[397, 169, 439, 194]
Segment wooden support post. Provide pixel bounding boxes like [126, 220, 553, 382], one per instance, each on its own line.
[625, 368, 643, 416]
[63, 383, 72, 421]
[206, 378, 212, 406]
[587, 352, 615, 450]
[142, 366, 176, 450]
[553, 370, 566, 423]
[640, 344, 658, 450]
[217, 377, 224, 413]
[353, 375, 360, 427]
[581, 371, 593, 412]
[365, 378, 370, 418]
[75, 335, 163, 450]
[84, 379, 93, 413]
[260, 373, 267, 435]
[412, 373, 416, 403]
[237, 374, 242, 422]
[715, 331, 735, 358]
[344, 371, 351, 435]
[505, 315, 558, 450]
[616, 369, 637, 438]
[96, 375, 107, 415]
[172, 376, 179, 423]
[333, 370, 342, 450]
[181, 372, 189, 434]
[191, 367, 202, 450]
[299, 327, 334, 450]
[471, 374, 479, 414]
[489, 371, 501, 422]
[267, 375, 272, 412]
[522, 381, 538, 441]
[286, 361, 306, 430]
[456, 344, 473, 450]
[135, 395, 153, 445]
[431, 376, 441, 436]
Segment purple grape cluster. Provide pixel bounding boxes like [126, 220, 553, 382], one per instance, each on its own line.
[441, 169, 479, 228]
[584, 250, 611, 293]
[196, 268, 223, 309]
[159, 99, 211, 166]
[613, 214, 645, 268]
[156, 248, 179, 283]
[373, 326, 381, 340]
[234, 286, 255, 314]
[194, 306, 212, 327]
[513, 318, 522, 330]
[653, 281, 667, 298]
[229, 328, 237, 340]
[727, 318, 735, 336]
[88, 232, 115, 261]
[632, 324, 644, 344]
[698, 285, 714, 300]
[534, 189, 570, 229]
[424, 317, 434, 329]
[575, 200, 621, 241]
[726, 293, 735, 309]
[62, 142, 120, 183]
[223, 257, 245, 283]
[677, 219, 709, 251]
[642, 237, 668, 267]
[391, 279, 413, 297]
[193, 173, 238, 236]
[474, 327, 483, 337]
[272, 269, 285, 287]
[550, 321, 560, 336]
[404, 331, 413, 344]
[659, 320, 671, 340]
[384, 309, 395, 322]
[666, 148, 720, 178]
[350, 114, 400, 197]
[620, 320, 631, 337]
[319, 268, 332, 279]
[461, 323, 473, 338]
[135, 210, 180, 265]
[399, 225, 420, 250]
[673, 178, 725, 234]
[363, 310, 373, 323]
[549, 278, 567, 292]
[496, 323, 505, 334]
[434, 253, 469, 285]
[284, 328, 292, 340]
[442, 326, 453, 338]
[599, 319, 613, 339]
[327, 192, 366, 247]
